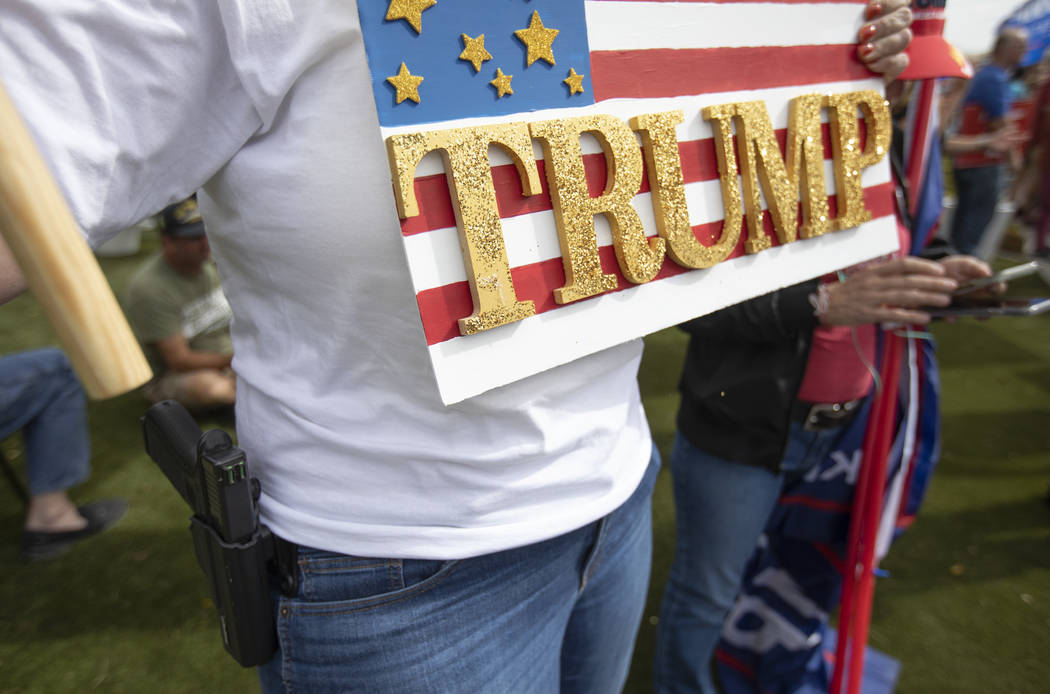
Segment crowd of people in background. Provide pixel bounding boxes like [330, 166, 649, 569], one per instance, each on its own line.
[943, 21, 1050, 270]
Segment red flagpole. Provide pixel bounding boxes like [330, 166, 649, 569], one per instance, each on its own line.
[831, 331, 904, 694]
[905, 80, 938, 220]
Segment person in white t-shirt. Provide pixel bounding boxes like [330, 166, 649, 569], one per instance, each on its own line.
[0, 1, 913, 691]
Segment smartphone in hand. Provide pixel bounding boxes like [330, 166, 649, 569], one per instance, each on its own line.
[952, 261, 1039, 296]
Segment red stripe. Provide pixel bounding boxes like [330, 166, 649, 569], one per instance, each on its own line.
[401, 121, 867, 236]
[911, 18, 947, 36]
[779, 495, 853, 513]
[905, 80, 936, 218]
[590, 45, 872, 101]
[814, 541, 847, 575]
[416, 182, 895, 345]
[714, 648, 757, 680]
[896, 513, 916, 529]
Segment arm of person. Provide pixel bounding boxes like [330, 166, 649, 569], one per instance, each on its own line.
[943, 123, 1025, 156]
[154, 333, 232, 373]
[679, 281, 820, 345]
[819, 256, 958, 326]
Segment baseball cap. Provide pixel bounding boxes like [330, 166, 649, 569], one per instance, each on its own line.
[898, 0, 974, 81]
[161, 197, 206, 239]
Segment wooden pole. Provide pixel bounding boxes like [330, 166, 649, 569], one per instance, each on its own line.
[0, 82, 151, 398]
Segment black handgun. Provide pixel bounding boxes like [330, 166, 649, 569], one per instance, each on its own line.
[142, 400, 277, 667]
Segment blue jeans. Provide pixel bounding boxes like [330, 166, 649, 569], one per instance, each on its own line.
[258, 446, 660, 693]
[653, 424, 842, 694]
[0, 348, 90, 495]
[950, 165, 1001, 255]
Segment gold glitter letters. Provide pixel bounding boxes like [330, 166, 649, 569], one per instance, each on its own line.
[788, 94, 834, 240]
[700, 104, 750, 256]
[386, 124, 540, 335]
[633, 110, 725, 270]
[712, 100, 829, 253]
[384, 90, 893, 337]
[826, 90, 891, 232]
[530, 114, 666, 304]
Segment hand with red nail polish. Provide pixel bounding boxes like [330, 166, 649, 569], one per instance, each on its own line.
[856, 0, 913, 84]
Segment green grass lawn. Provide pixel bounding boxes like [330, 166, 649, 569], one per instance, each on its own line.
[1, 231, 1047, 693]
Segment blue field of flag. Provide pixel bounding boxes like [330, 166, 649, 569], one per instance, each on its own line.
[358, 0, 594, 127]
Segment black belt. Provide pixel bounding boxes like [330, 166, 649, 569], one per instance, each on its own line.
[791, 398, 862, 431]
[271, 533, 300, 597]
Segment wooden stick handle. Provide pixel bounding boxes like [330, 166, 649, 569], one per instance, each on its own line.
[0, 82, 151, 399]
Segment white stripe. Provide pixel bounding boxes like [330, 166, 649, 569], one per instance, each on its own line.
[430, 215, 899, 404]
[877, 337, 920, 561]
[391, 78, 883, 177]
[405, 161, 892, 290]
[584, 1, 865, 51]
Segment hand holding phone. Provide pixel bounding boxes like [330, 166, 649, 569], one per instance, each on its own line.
[952, 261, 1039, 296]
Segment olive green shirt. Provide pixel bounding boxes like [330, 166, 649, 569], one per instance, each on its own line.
[122, 254, 233, 376]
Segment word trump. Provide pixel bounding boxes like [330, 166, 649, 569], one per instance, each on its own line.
[387, 89, 890, 336]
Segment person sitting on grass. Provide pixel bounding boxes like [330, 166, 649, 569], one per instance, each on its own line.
[123, 197, 236, 412]
[1, 348, 126, 561]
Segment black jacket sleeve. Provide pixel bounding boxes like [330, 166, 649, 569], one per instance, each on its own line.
[678, 278, 821, 344]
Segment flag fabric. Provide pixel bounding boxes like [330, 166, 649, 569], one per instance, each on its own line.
[358, 0, 900, 403]
[714, 332, 940, 694]
[715, 538, 901, 694]
[903, 79, 945, 249]
[894, 76, 945, 531]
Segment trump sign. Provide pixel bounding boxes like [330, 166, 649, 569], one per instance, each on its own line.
[360, 0, 897, 404]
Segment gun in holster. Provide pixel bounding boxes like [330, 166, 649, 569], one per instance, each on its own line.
[141, 400, 297, 667]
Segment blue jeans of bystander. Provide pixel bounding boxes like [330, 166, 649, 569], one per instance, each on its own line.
[0, 348, 90, 494]
[258, 446, 660, 694]
[653, 423, 842, 694]
[950, 165, 1001, 256]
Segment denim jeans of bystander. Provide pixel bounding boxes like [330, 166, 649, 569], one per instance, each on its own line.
[653, 423, 842, 694]
[950, 165, 1002, 256]
[0, 348, 90, 495]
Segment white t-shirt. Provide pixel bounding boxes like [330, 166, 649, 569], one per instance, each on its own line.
[0, 1, 652, 559]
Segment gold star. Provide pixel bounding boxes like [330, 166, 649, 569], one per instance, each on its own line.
[563, 68, 585, 95]
[459, 33, 492, 73]
[385, 0, 436, 34]
[386, 62, 424, 104]
[514, 11, 558, 67]
[489, 68, 514, 98]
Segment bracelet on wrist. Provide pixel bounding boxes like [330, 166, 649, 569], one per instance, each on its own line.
[808, 283, 831, 320]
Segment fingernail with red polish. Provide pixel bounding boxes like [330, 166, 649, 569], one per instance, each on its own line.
[859, 24, 877, 42]
[865, 2, 882, 20]
[858, 43, 875, 59]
